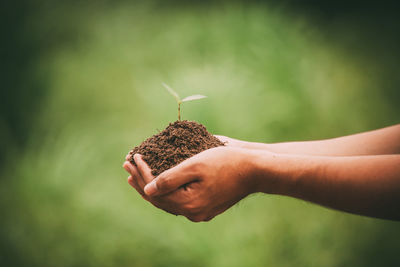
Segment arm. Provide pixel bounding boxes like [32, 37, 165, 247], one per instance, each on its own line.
[124, 147, 400, 222]
[254, 152, 400, 220]
[217, 124, 400, 156]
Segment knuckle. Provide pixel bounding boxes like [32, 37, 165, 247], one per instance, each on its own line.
[203, 215, 214, 222]
[187, 215, 202, 223]
[187, 214, 207, 223]
[153, 202, 180, 216]
[156, 176, 171, 191]
[187, 162, 205, 178]
[182, 203, 201, 215]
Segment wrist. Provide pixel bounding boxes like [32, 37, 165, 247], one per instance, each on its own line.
[238, 149, 275, 195]
[250, 151, 303, 196]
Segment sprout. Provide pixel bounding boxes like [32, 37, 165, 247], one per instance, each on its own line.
[162, 83, 207, 121]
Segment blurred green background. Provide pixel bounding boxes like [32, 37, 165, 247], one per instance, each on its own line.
[1, 0, 400, 266]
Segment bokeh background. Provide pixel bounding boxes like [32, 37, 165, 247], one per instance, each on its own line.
[1, 0, 400, 266]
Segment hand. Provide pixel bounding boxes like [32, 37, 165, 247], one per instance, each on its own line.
[123, 154, 183, 215]
[214, 135, 248, 148]
[123, 146, 261, 222]
[215, 135, 270, 151]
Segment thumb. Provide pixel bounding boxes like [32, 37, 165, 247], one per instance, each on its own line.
[144, 164, 196, 196]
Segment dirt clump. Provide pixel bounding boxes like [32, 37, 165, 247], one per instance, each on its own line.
[129, 120, 224, 176]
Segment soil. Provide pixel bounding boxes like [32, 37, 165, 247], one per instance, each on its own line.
[128, 120, 225, 176]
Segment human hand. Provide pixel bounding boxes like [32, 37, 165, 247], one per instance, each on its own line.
[123, 146, 262, 222]
[215, 135, 271, 151]
[214, 135, 247, 147]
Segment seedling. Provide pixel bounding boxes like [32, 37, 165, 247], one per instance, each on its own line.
[162, 83, 207, 121]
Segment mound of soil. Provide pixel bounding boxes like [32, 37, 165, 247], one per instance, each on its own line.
[128, 120, 225, 176]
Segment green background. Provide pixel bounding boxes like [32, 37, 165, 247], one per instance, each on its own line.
[1, 1, 399, 266]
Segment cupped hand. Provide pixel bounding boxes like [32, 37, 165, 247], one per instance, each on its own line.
[215, 135, 271, 151]
[123, 146, 261, 222]
[214, 135, 249, 148]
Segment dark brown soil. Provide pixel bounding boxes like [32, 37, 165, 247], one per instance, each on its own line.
[128, 120, 225, 176]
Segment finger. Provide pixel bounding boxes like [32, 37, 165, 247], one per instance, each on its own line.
[126, 153, 132, 161]
[128, 184, 183, 216]
[147, 196, 183, 216]
[144, 163, 197, 197]
[127, 175, 146, 197]
[134, 154, 155, 184]
[123, 161, 135, 175]
[127, 175, 139, 192]
[129, 162, 147, 190]
[214, 135, 228, 143]
[123, 160, 149, 193]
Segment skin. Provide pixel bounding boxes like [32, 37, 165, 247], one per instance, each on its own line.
[216, 124, 400, 156]
[123, 124, 400, 222]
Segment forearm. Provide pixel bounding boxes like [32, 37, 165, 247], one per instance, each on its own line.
[252, 151, 400, 220]
[247, 124, 400, 156]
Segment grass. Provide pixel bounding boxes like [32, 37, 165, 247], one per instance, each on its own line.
[1, 1, 399, 267]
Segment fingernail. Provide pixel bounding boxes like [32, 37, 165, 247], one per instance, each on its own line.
[127, 176, 134, 186]
[144, 180, 158, 196]
[133, 154, 140, 163]
[123, 162, 128, 171]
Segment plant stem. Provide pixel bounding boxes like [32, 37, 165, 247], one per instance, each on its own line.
[178, 103, 181, 121]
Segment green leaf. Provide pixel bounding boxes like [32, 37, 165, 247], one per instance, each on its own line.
[181, 94, 207, 102]
[162, 83, 181, 103]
